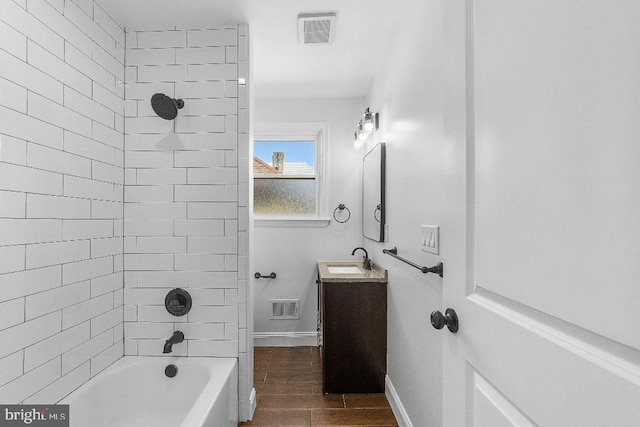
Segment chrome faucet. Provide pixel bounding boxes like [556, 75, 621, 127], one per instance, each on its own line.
[351, 247, 372, 270]
[163, 331, 184, 354]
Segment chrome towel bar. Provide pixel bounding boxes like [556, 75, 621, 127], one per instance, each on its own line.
[382, 247, 443, 277]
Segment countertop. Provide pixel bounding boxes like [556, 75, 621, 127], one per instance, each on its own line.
[317, 260, 388, 283]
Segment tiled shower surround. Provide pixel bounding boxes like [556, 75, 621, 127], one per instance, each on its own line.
[0, 0, 125, 403]
[123, 23, 251, 413]
[0, 0, 251, 417]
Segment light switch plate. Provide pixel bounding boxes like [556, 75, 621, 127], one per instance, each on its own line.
[420, 225, 439, 254]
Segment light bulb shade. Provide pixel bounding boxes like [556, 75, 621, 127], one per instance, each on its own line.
[356, 121, 368, 141]
[363, 109, 375, 133]
[363, 121, 374, 133]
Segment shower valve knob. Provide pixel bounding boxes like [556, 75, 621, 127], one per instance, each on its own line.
[430, 308, 459, 333]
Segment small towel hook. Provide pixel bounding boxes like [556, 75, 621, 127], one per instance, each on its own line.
[333, 203, 351, 223]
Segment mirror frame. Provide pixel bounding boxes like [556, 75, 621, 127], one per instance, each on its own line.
[362, 142, 386, 242]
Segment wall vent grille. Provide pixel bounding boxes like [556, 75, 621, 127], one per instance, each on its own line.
[270, 299, 299, 319]
[298, 13, 336, 45]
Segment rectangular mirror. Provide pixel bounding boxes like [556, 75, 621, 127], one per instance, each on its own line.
[362, 142, 386, 242]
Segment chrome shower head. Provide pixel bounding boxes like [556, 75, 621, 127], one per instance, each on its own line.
[150, 93, 184, 120]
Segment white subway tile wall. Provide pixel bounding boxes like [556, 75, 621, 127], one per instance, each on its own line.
[0, 0, 125, 404]
[0, 3, 251, 417]
[123, 25, 251, 418]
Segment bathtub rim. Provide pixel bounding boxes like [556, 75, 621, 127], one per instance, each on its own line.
[59, 355, 238, 427]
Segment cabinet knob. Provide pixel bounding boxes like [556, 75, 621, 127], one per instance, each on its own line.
[430, 308, 459, 333]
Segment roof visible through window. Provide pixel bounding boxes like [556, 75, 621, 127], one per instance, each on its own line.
[254, 140, 315, 176]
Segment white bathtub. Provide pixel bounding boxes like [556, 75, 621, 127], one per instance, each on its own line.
[60, 356, 238, 427]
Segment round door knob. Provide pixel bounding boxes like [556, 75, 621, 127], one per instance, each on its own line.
[430, 308, 459, 333]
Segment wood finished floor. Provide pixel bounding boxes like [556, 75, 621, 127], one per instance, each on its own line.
[239, 346, 398, 427]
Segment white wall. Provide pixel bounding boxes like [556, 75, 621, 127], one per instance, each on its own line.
[363, 0, 445, 425]
[0, 0, 125, 403]
[253, 97, 366, 344]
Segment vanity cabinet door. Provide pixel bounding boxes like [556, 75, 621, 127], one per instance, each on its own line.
[321, 281, 387, 394]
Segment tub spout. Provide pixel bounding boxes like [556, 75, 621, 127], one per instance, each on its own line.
[163, 331, 184, 354]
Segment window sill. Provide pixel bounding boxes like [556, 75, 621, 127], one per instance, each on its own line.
[254, 217, 332, 228]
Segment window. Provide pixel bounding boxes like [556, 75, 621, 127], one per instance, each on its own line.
[253, 123, 327, 223]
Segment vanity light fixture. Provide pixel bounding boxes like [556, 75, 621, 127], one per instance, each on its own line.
[354, 108, 379, 144]
[362, 108, 377, 134]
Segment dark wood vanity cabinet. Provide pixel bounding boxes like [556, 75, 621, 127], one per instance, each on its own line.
[317, 276, 387, 394]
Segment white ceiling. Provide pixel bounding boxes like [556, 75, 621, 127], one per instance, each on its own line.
[95, 0, 405, 99]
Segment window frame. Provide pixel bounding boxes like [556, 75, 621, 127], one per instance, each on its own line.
[253, 122, 329, 227]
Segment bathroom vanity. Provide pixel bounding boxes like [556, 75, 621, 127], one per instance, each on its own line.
[316, 261, 388, 393]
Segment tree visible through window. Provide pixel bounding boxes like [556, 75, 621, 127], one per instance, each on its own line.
[253, 140, 317, 215]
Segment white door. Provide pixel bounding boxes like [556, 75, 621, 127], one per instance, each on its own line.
[441, 1, 640, 426]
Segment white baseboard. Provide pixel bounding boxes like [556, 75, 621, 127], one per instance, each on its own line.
[253, 332, 317, 347]
[386, 375, 413, 427]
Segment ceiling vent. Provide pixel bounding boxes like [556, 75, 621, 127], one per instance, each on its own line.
[298, 13, 336, 45]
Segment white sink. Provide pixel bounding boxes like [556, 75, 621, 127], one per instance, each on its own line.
[327, 266, 362, 274]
